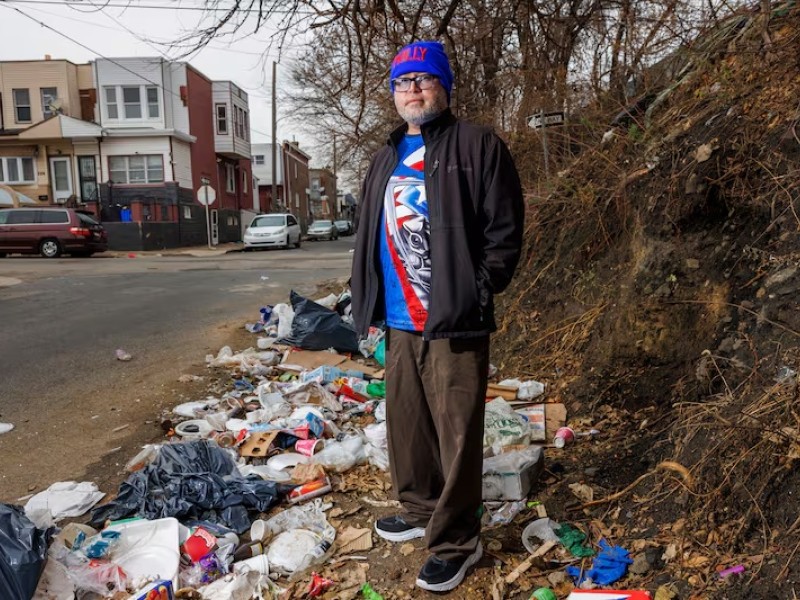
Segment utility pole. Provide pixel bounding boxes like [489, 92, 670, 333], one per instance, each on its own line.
[271, 60, 277, 211]
[332, 134, 337, 220]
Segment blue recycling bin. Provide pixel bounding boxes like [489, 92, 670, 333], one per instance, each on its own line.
[120, 208, 132, 222]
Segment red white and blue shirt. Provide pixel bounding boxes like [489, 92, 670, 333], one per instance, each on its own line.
[379, 134, 430, 331]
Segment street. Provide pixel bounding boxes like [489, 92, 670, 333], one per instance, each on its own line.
[0, 238, 354, 502]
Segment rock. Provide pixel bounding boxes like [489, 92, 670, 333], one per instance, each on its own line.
[400, 543, 415, 556]
[765, 267, 797, 288]
[630, 553, 651, 575]
[695, 142, 716, 163]
[685, 258, 700, 269]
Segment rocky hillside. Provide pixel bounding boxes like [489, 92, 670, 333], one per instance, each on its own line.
[494, 4, 800, 597]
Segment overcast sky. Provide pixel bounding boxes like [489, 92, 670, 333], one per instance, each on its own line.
[0, 0, 320, 162]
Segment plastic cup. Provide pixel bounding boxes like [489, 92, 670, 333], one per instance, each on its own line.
[295, 438, 323, 457]
[553, 426, 575, 448]
[233, 554, 269, 575]
[250, 519, 267, 542]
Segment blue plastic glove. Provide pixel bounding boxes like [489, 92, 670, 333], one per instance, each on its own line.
[565, 539, 633, 586]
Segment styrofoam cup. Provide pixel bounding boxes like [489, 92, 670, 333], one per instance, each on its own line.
[250, 519, 267, 542]
[233, 554, 269, 575]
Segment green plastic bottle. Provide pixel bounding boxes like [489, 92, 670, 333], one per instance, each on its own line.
[361, 582, 385, 600]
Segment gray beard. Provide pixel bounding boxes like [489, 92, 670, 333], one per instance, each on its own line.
[398, 99, 447, 127]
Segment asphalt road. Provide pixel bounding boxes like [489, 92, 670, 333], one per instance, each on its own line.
[0, 238, 354, 500]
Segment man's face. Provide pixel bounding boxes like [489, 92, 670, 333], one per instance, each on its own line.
[393, 72, 448, 128]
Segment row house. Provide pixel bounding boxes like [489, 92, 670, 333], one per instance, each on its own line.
[251, 141, 312, 231]
[309, 167, 338, 222]
[0, 55, 253, 250]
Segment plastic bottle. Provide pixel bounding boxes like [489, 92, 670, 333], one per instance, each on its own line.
[531, 588, 557, 600]
[361, 583, 385, 600]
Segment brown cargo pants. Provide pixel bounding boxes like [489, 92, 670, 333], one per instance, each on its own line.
[384, 328, 489, 560]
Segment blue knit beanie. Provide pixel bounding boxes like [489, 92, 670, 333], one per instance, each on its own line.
[390, 41, 453, 101]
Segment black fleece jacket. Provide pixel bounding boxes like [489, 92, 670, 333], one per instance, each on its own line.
[351, 109, 524, 340]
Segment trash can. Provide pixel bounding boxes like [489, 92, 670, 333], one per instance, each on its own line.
[120, 208, 132, 222]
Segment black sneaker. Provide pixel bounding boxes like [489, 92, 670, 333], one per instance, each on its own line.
[415, 542, 483, 592]
[374, 515, 426, 542]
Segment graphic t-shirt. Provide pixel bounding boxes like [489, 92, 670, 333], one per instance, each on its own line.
[379, 134, 430, 331]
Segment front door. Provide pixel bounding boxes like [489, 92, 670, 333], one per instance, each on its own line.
[77, 156, 98, 203]
[211, 209, 219, 245]
[49, 157, 73, 203]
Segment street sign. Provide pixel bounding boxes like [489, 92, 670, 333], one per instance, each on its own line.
[197, 185, 216, 206]
[528, 111, 565, 129]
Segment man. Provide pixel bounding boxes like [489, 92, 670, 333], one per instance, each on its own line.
[351, 40, 524, 593]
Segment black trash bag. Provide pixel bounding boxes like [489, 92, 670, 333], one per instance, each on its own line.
[278, 290, 359, 353]
[90, 440, 291, 533]
[0, 503, 52, 600]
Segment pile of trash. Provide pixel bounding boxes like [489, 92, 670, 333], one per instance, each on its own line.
[1, 288, 649, 599]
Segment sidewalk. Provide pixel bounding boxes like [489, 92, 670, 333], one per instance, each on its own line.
[104, 242, 244, 258]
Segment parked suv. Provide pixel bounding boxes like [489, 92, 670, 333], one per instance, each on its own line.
[0, 207, 108, 258]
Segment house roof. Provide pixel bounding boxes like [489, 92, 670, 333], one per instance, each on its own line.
[16, 115, 104, 140]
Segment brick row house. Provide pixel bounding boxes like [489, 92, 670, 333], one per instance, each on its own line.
[251, 141, 312, 231]
[0, 56, 253, 250]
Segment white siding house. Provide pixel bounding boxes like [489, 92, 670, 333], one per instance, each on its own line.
[212, 81, 251, 159]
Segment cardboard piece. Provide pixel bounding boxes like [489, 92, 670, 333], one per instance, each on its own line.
[515, 404, 546, 441]
[545, 403, 567, 442]
[335, 526, 374, 554]
[239, 431, 279, 457]
[282, 350, 347, 370]
[487, 383, 518, 401]
[339, 359, 382, 378]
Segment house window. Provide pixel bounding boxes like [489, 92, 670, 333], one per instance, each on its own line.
[295, 192, 300, 209]
[242, 170, 248, 193]
[216, 104, 227, 134]
[13, 89, 32, 123]
[103, 85, 160, 121]
[294, 161, 297, 178]
[122, 86, 142, 119]
[232, 106, 240, 138]
[244, 111, 250, 141]
[108, 155, 164, 184]
[253, 155, 264, 166]
[226, 164, 235, 193]
[41, 87, 58, 119]
[147, 87, 159, 118]
[183, 206, 192, 219]
[160, 205, 169, 221]
[0, 157, 36, 184]
[105, 87, 118, 119]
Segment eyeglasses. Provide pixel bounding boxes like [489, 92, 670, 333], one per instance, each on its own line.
[392, 74, 438, 92]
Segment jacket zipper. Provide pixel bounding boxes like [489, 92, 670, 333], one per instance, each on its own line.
[422, 148, 440, 341]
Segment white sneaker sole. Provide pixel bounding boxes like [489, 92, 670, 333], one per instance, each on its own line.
[415, 541, 483, 592]
[374, 521, 426, 542]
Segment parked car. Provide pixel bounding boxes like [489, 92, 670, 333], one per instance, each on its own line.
[243, 213, 302, 250]
[334, 220, 354, 236]
[0, 207, 108, 258]
[306, 220, 339, 241]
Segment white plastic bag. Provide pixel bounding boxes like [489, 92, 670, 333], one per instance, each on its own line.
[311, 436, 366, 472]
[483, 398, 530, 454]
[272, 303, 295, 339]
[497, 378, 546, 400]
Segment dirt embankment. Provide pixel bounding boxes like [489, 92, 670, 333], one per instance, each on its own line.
[494, 6, 800, 598]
